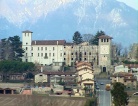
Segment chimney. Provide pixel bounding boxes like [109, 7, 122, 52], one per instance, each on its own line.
[57, 41, 58, 45]
[41, 66, 43, 73]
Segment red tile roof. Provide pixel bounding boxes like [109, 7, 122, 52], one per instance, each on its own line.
[77, 79, 94, 83]
[43, 71, 75, 75]
[32, 40, 66, 45]
[76, 61, 92, 67]
[22, 30, 33, 33]
[98, 35, 113, 39]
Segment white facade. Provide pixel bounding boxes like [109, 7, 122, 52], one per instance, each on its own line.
[22, 30, 65, 66]
[22, 31, 113, 70]
[114, 65, 128, 73]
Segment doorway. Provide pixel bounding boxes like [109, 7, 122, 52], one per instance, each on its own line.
[103, 67, 106, 72]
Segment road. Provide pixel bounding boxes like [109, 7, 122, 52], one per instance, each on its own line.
[96, 79, 111, 106]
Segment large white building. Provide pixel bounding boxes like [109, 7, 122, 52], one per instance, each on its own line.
[22, 30, 113, 72]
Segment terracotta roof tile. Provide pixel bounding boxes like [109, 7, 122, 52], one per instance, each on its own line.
[98, 35, 113, 39]
[32, 40, 66, 45]
[22, 30, 33, 33]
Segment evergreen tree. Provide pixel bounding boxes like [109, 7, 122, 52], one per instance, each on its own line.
[111, 82, 129, 106]
[90, 30, 105, 45]
[0, 36, 24, 61]
[73, 31, 83, 44]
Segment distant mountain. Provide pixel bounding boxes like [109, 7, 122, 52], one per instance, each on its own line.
[0, 0, 138, 47]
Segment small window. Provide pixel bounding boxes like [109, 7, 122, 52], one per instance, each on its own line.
[64, 58, 66, 60]
[89, 52, 91, 55]
[41, 47, 43, 50]
[31, 53, 33, 56]
[26, 47, 28, 50]
[107, 39, 109, 42]
[71, 58, 73, 60]
[104, 39, 106, 42]
[60, 53, 62, 57]
[84, 52, 86, 55]
[31, 47, 33, 50]
[26, 43, 28, 45]
[49, 53, 51, 57]
[64, 53, 66, 55]
[26, 59, 28, 62]
[41, 53, 43, 57]
[45, 47, 47, 50]
[71, 53, 73, 55]
[26, 53, 27, 56]
[84, 58, 87, 60]
[53, 53, 54, 56]
[101, 39, 103, 42]
[38, 47, 39, 50]
[39, 75, 43, 77]
[38, 53, 39, 57]
[53, 47, 55, 50]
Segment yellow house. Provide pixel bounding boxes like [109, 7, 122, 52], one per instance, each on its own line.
[35, 73, 47, 83]
[111, 72, 137, 89]
[75, 62, 94, 96]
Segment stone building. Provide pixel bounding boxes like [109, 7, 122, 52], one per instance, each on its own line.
[22, 30, 113, 72]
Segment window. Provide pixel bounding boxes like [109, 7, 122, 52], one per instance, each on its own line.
[41, 47, 43, 51]
[71, 53, 73, 55]
[31, 53, 33, 56]
[64, 58, 66, 60]
[84, 52, 86, 55]
[26, 47, 28, 50]
[101, 39, 103, 42]
[41, 53, 43, 57]
[45, 47, 47, 50]
[107, 39, 109, 42]
[84, 58, 87, 60]
[31, 47, 33, 50]
[53, 53, 54, 56]
[38, 53, 39, 57]
[49, 53, 51, 57]
[71, 58, 73, 60]
[104, 39, 106, 42]
[26, 59, 28, 62]
[53, 47, 55, 50]
[38, 47, 39, 50]
[26, 43, 28, 45]
[89, 52, 91, 55]
[60, 53, 62, 57]
[26, 53, 27, 56]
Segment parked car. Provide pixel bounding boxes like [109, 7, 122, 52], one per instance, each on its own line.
[100, 82, 104, 85]
[133, 92, 138, 96]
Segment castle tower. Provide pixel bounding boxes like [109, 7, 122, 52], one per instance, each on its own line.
[98, 35, 113, 72]
[22, 30, 33, 62]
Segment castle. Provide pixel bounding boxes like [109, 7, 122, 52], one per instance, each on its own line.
[22, 30, 113, 72]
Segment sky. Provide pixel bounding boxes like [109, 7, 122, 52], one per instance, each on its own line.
[117, 0, 138, 10]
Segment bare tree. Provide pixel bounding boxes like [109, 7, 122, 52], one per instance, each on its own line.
[82, 34, 94, 43]
[115, 43, 123, 56]
[122, 47, 128, 58]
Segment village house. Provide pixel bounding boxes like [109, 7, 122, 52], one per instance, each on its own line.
[74, 61, 94, 97]
[111, 72, 137, 89]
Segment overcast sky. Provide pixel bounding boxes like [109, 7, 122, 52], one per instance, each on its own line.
[117, 0, 138, 10]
